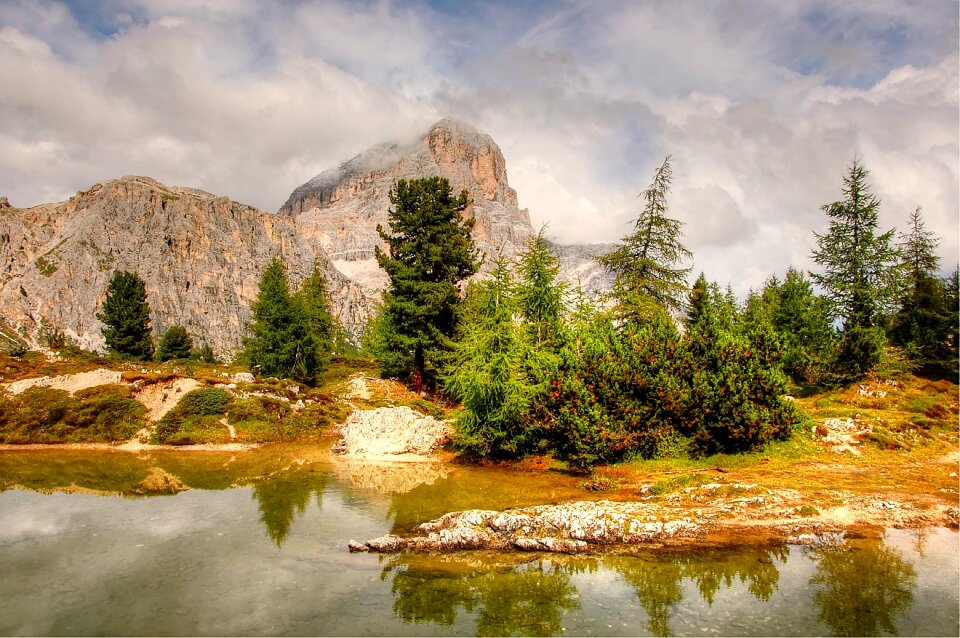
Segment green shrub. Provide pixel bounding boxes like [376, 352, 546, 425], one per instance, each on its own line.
[156, 326, 193, 361]
[154, 388, 233, 444]
[0, 385, 144, 443]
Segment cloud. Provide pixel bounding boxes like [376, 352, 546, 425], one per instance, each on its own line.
[0, 0, 955, 296]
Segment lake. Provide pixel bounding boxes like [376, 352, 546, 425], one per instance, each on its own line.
[0, 446, 957, 636]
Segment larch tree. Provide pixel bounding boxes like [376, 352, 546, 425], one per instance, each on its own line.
[598, 155, 692, 321]
[373, 176, 480, 392]
[444, 256, 536, 459]
[97, 270, 154, 360]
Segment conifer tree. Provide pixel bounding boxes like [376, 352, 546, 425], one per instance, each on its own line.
[445, 257, 536, 458]
[516, 228, 567, 350]
[812, 158, 897, 377]
[685, 273, 710, 328]
[97, 270, 154, 360]
[598, 155, 692, 320]
[890, 207, 948, 360]
[772, 268, 835, 384]
[374, 177, 480, 391]
[156, 326, 193, 361]
[242, 258, 316, 383]
[295, 261, 338, 371]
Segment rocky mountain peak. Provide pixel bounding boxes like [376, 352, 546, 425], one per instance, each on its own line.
[279, 118, 535, 294]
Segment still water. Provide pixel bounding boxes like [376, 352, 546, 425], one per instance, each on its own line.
[0, 447, 957, 636]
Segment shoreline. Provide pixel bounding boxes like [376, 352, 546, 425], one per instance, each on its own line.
[3, 441, 956, 553]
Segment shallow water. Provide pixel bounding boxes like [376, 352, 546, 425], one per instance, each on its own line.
[0, 447, 957, 636]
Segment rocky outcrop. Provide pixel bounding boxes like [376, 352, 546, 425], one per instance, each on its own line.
[0, 176, 367, 355]
[280, 119, 537, 294]
[332, 406, 452, 458]
[348, 499, 701, 554]
[551, 241, 616, 297]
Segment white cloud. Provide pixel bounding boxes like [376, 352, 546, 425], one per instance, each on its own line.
[0, 0, 955, 295]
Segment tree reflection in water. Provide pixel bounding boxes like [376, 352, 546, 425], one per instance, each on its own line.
[606, 545, 788, 637]
[250, 471, 328, 547]
[384, 553, 591, 636]
[808, 534, 917, 636]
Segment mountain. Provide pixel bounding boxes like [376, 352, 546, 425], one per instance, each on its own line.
[280, 118, 538, 293]
[0, 176, 366, 355]
[0, 119, 610, 356]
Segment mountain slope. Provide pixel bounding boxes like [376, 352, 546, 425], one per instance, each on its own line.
[0, 176, 366, 355]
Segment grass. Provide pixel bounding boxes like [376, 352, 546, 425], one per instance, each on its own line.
[0, 384, 145, 443]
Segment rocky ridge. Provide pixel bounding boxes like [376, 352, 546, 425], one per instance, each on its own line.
[0, 176, 366, 355]
[0, 120, 612, 355]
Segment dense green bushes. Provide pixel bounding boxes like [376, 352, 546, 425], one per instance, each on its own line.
[153, 388, 233, 444]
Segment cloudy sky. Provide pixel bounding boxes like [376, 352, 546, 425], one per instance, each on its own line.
[1, 0, 957, 294]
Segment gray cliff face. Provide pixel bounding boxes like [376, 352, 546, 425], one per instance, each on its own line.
[550, 241, 617, 298]
[279, 118, 537, 293]
[0, 121, 613, 357]
[0, 176, 366, 356]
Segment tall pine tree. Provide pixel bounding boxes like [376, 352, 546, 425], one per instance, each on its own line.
[373, 177, 480, 391]
[598, 155, 692, 320]
[812, 158, 897, 377]
[97, 270, 154, 360]
[242, 258, 316, 383]
[890, 207, 948, 361]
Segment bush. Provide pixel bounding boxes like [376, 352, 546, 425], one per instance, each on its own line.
[191, 344, 218, 364]
[0, 385, 144, 443]
[682, 320, 800, 456]
[156, 326, 193, 361]
[154, 388, 233, 444]
[550, 313, 687, 469]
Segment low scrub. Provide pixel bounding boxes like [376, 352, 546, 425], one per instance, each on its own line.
[227, 394, 348, 443]
[153, 388, 233, 445]
[0, 384, 145, 443]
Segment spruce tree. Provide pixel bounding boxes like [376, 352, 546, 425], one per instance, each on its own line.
[156, 326, 193, 361]
[598, 155, 692, 320]
[295, 261, 338, 371]
[242, 258, 316, 383]
[890, 207, 948, 360]
[97, 270, 154, 359]
[374, 176, 480, 391]
[812, 158, 897, 377]
[516, 228, 567, 350]
[772, 268, 835, 384]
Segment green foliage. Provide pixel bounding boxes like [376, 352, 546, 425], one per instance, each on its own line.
[682, 315, 800, 456]
[551, 312, 687, 469]
[812, 159, 897, 378]
[0, 384, 145, 443]
[445, 257, 537, 459]
[191, 344, 218, 364]
[373, 176, 480, 391]
[97, 270, 154, 360]
[598, 155, 692, 320]
[744, 268, 836, 386]
[241, 258, 317, 383]
[295, 261, 340, 369]
[155, 325, 193, 361]
[153, 388, 233, 444]
[890, 207, 951, 362]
